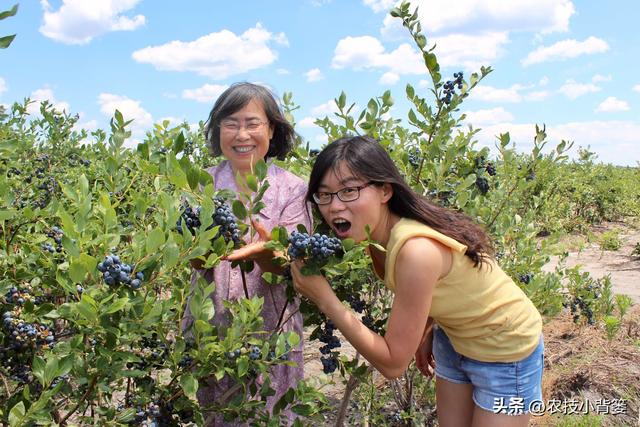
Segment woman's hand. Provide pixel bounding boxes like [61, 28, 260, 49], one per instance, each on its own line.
[290, 260, 336, 309]
[414, 320, 436, 377]
[224, 218, 282, 274]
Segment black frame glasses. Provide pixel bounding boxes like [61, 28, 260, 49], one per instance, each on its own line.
[312, 182, 373, 205]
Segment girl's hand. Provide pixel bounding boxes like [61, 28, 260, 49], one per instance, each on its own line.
[414, 320, 436, 377]
[224, 219, 282, 274]
[290, 260, 335, 308]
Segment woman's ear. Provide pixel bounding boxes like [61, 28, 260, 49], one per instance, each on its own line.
[381, 183, 393, 203]
[269, 123, 275, 140]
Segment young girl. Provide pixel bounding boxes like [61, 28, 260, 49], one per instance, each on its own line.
[291, 135, 543, 427]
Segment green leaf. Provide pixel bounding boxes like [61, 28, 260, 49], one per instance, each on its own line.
[146, 227, 165, 253]
[0, 209, 16, 221]
[0, 4, 18, 20]
[245, 174, 258, 192]
[180, 373, 198, 400]
[0, 34, 15, 49]
[173, 132, 185, 153]
[76, 295, 98, 324]
[8, 401, 25, 426]
[104, 297, 129, 314]
[237, 357, 249, 377]
[32, 356, 46, 386]
[254, 160, 268, 181]
[69, 258, 88, 283]
[232, 200, 247, 220]
[44, 357, 59, 387]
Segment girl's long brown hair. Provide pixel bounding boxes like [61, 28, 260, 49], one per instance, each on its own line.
[307, 135, 494, 267]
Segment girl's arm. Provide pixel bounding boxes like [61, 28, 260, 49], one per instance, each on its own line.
[292, 236, 451, 379]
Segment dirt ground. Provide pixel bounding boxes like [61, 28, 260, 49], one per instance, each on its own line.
[303, 221, 640, 426]
[543, 221, 640, 303]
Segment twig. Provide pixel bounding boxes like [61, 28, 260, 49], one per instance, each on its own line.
[59, 375, 97, 424]
[335, 353, 371, 427]
[240, 269, 249, 299]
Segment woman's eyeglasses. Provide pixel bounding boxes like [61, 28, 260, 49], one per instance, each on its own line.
[312, 182, 373, 205]
[219, 119, 268, 134]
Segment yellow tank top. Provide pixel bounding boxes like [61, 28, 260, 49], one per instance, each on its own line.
[382, 218, 542, 362]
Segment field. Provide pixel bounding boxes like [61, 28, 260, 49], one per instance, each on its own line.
[2, 2, 640, 426]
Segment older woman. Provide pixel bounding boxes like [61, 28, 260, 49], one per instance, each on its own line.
[183, 82, 310, 426]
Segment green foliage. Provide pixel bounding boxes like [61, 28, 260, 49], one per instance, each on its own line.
[0, 4, 18, 49]
[598, 230, 621, 251]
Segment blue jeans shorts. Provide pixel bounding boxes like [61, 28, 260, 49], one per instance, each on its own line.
[432, 325, 544, 415]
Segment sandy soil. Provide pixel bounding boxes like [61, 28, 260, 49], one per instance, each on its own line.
[543, 222, 640, 303]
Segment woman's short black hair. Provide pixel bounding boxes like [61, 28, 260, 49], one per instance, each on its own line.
[204, 82, 295, 160]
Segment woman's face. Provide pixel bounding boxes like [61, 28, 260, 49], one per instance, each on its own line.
[316, 161, 392, 243]
[219, 98, 274, 174]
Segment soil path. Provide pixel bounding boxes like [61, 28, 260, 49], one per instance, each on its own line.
[543, 222, 640, 303]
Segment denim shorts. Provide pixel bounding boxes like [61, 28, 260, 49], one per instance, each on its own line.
[432, 325, 544, 415]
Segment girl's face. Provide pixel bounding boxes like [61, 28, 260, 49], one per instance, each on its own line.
[219, 98, 274, 174]
[316, 161, 393, 243]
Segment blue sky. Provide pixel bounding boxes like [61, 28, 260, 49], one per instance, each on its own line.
[1, 0, 639, 165]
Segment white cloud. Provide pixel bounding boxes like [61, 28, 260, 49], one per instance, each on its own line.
[298, 117, 318, 128]
[273, 32, 289, 47]
[182, 84, 228, 103]
[464, 107, 514, 126]
[380, 0, 574, 38]
[276, 68, 290, 75]
[0, 77, 6, 95]
[132, 23, 284, 80]
[595, 97, 630, 113]
[522, 36, 609, 66]
[379, 71, 399, 85]
[418, 80, 430, 88]
[331, 36, 424, 78]
[539, 76, 549, 86]
[472, 85, 524, 103]
[98, 93, 153, 140]
[592, 74, 611, 83]
[27, 88, 70, 115]
[525, 91, 550, 101]
[431, 32, 510, 69]
[363, 0, 397, 13]
[311, 100, 339, 116]
[305, 68, 324, 82]
[632, 84, 640, 93]
[558, 79, 601, 99]
[40, 0, 145, 45]
[473, 120, 640, 166]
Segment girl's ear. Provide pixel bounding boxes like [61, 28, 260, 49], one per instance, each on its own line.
[381, 182, 393, 203]
[269, 123, 275, 140]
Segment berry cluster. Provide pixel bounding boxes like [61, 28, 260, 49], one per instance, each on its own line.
[176, 198, 242, 246]
[317, 320, 341, 374]
[97, 255, 144, 290]
[346, 294, 366, 313]
[475, 177, 489, 195]
[518, 273, 533, 285]
[41, 226, 64, 254]
[408, 148, 421, 168]
[2, 311, 55, 351]
[4, 286, 33, 306]
[212, 197, 242, 246]
[485, 163, 497, 176]
[287, 231, 342, 262]
[175, 204, 201, 235]
[441, 72, 464, 104]
[126, 334, 169, 371]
